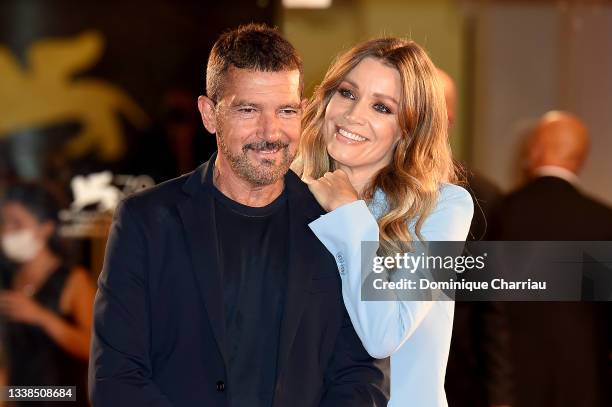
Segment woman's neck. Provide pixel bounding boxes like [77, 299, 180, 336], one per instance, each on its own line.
[18, 247, 61, 283]
[335, 164, 375, 197]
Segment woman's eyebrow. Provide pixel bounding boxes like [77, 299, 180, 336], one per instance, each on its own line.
[342, 78, 398, 105]
[373, 92, 399, 106]
[341, 78, 359, 89]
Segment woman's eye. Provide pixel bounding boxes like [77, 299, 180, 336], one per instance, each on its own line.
[338, 88, 355, 100]
[373, 103, 392, 114]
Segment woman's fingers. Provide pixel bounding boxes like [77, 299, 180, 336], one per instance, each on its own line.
[333, 169, 350, 179]
[303, 171, 358, 211]
[302, 175, 314, 184]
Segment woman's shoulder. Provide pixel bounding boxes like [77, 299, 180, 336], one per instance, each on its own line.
[437, 183, 474, 213]
[67, 266, 93, 283]
[418, 183, 474, 241]
[59, 266, 95, 314]
[371, 184, 473, 218]
[64, 266, 95, 297]
[439, 183, 472, 201]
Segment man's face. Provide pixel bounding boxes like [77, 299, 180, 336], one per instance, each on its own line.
[199, 68, 302, 186]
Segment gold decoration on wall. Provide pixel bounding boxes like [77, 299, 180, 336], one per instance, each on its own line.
[0, 30, 148, 161]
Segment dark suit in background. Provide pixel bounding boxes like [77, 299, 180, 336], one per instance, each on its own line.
[438, 65, 514, 406]
[89, 158, 389, 407]
[446, 168, 513, 407]
[489, 175, 612, 407]
[465, 169, 503, 242]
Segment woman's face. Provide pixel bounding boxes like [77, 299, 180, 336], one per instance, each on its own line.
[1, 202, 51, 243]
[324, 57, 402, 176]
[1, 201, 53, 263]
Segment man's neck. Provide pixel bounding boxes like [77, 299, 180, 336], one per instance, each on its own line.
[213, 158, 284, 207]
[532, 165, 580, 186]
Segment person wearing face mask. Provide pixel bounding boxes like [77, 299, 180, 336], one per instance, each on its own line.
[294, 38, 474, 406]
[0, 182, 95, 406]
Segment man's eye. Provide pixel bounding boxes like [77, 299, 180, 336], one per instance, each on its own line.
[338, 88, 356, 100]
[373, 103, 392, 114]
[238, 107, 257, 113]
[280, 108, 298, 115]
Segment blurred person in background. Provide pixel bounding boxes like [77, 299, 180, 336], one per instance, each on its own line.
[123, 87, 217, 183]
[489, 111, 612, 407]
[437, 69, 513, 407]
[436, 69, 503, 241]
[0, 182, 95, 406]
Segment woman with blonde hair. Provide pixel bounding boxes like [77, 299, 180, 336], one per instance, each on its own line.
[294, 37, 473, 406]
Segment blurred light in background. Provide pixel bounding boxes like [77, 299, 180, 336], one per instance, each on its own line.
[283, 0, 332, 9]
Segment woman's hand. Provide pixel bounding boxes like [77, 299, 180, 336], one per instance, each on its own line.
[0, 290, 48, 326]
[303, 169, 359, 212]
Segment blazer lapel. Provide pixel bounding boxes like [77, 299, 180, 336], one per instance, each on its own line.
[176, 157, 229, 369]
[275, 171, 325, 381]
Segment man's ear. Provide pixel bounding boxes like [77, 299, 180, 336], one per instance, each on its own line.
[198, 96, 217, 134]
[300, 98, 308, 112]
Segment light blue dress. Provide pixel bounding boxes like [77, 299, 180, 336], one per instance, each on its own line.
[309, 184, 473, 407]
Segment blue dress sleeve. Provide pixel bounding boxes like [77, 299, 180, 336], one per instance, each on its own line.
[308, 184, 473, 358]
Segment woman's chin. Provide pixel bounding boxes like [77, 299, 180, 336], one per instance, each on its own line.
[329, 156, 361, 173]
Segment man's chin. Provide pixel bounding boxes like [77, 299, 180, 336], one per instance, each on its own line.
[236, 161, 290, 186]
[247, 149, 294, 170]
[220, 148, 295, 186]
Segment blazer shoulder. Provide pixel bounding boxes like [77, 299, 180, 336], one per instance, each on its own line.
[123, 172, 192, 208]
[116, 171, 195, 227]
[372, 184, 474, 221]
[438, 183, 474, 215]
[416, 183, 473, 241]
[286, 169, 326, 217]
[578, 191, 612, 222]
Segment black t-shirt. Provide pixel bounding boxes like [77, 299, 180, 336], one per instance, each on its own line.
[213, 186, 289, 407]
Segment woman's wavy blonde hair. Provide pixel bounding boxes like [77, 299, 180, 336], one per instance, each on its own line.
[294, 37, 458, 254]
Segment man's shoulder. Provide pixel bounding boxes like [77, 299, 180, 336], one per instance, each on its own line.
[123, 170, 193, 210]
[577, 190, 612, 220]
[498, 178, 551, 206]
[285, 169, 326, 217]
[118, 167, 325, 221]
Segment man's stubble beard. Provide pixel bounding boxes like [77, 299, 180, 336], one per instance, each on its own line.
[216, 131, 296, 186]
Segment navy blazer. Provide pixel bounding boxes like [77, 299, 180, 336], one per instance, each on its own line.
[89, 156, 389, 407]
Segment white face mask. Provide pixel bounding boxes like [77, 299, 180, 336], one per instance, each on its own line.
[1, 228, 44, 263]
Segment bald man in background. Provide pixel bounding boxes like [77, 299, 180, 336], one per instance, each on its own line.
[491, 111, 612, 239]
[489, 111, 612, 407]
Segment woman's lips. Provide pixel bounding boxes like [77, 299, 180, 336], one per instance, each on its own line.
[335, 127, 368, 144]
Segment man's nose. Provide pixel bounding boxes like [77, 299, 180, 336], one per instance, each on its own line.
[344, 99, 367, 125]
[258, 111, 281, 141]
